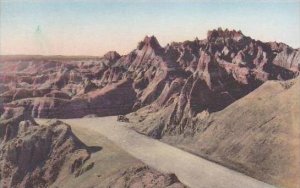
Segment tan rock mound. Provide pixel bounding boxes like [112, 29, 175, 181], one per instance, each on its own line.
[109, 165, 186, 188]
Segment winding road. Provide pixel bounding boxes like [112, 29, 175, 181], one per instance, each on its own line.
[36, 117, 275, 188]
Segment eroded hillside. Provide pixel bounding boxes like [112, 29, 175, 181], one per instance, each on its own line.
[0, 28, 299, 188]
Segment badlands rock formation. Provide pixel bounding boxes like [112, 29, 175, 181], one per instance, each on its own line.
[161, 77, 300, 188]
[0, 107, 91, 188]
[1, 29, 298, 120]
[0, 28, 299, 188]
[108, 165, 185, 188]
[0, 106, 186, 188]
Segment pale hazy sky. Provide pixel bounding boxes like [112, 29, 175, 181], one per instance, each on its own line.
[0, 0, 299, 56]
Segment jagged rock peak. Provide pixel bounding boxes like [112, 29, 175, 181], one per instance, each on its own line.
[138, 35, 162, 50]
[103, 51, 121, 62]
[207, 27, 244, 42]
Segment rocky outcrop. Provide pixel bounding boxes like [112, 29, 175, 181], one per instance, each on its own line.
[109, 165, 186, 188]
[269, 42, 300, 71]
[124, 29, 298, 139]
[0, 107, 91, 188]
[103, 51, 121, 63]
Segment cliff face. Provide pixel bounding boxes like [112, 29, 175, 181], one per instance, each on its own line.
[0, 107, 91, 188]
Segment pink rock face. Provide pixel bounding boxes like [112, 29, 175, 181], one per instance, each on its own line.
[0, 28, 298, 122]
[0, 107, 91, 188]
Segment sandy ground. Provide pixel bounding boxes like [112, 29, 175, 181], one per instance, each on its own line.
[36, 117, 275, 188]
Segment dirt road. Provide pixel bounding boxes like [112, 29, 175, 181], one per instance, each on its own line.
[36, 117, 275, 188]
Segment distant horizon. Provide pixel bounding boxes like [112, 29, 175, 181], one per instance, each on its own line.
[1, 29, 299, 57]
[1, 1, 300, 56]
